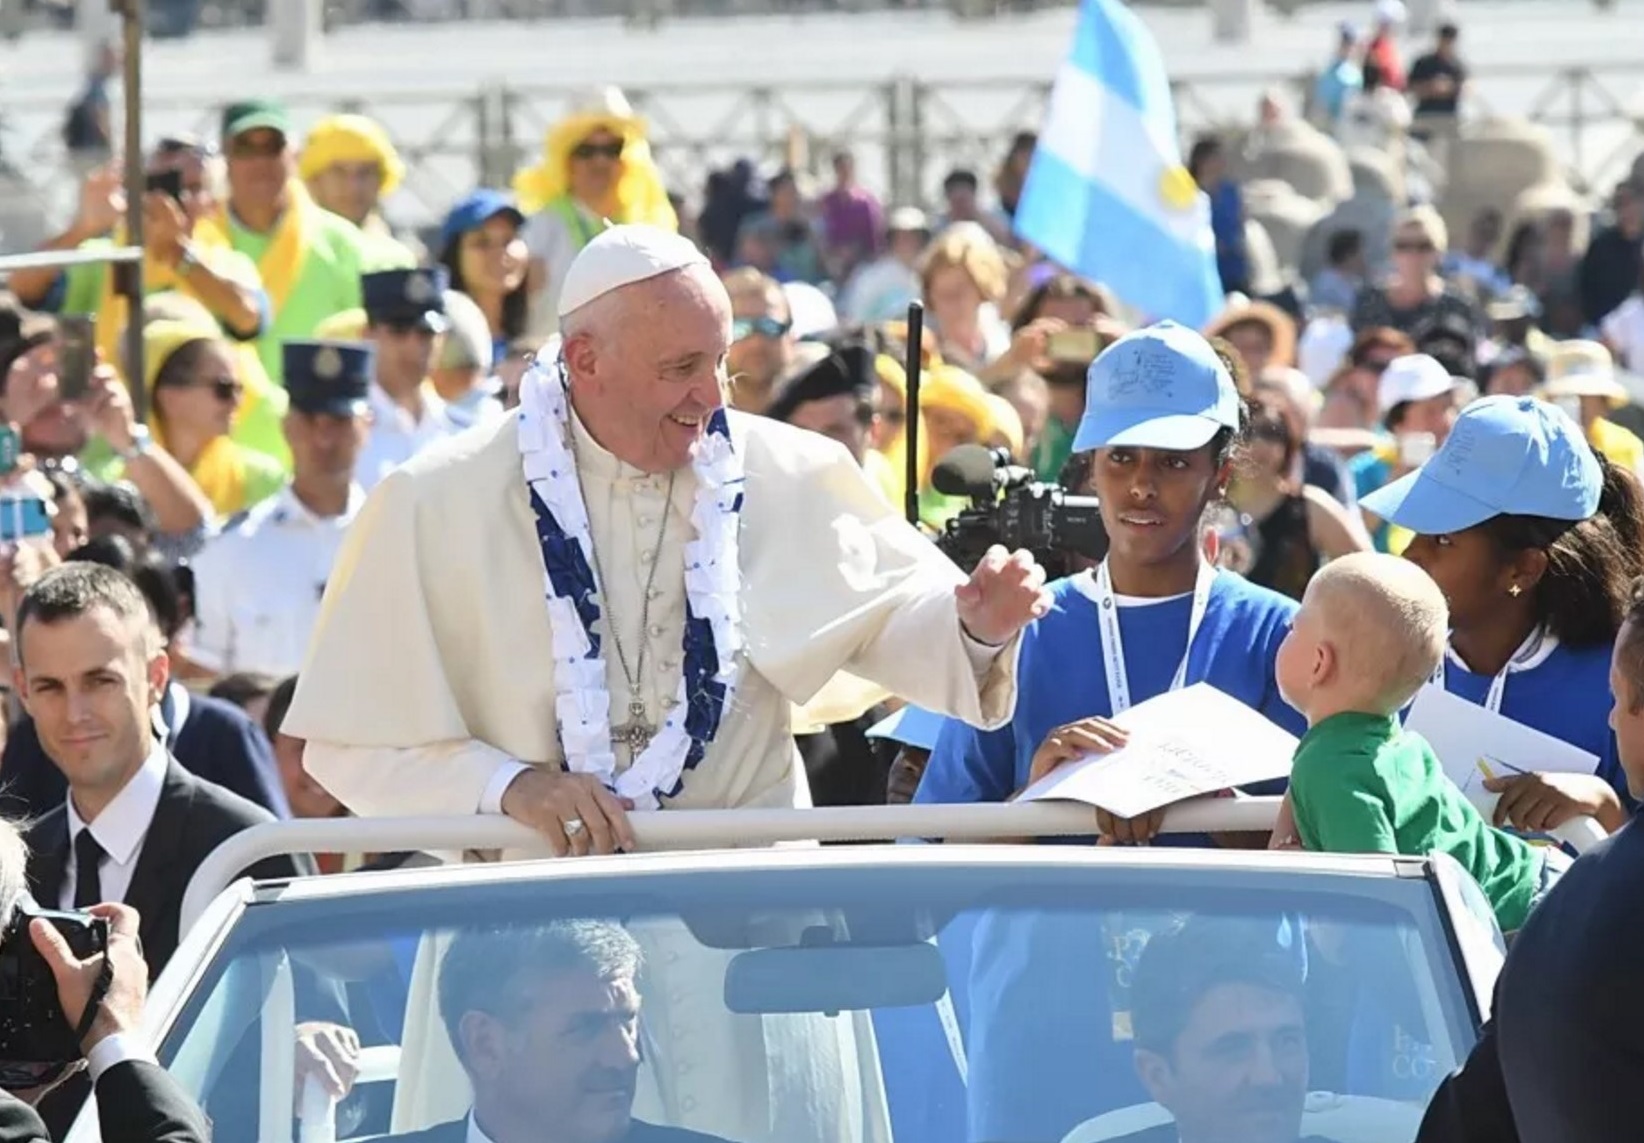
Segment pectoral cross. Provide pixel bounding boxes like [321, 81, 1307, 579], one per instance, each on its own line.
[611, 700, 656, 754]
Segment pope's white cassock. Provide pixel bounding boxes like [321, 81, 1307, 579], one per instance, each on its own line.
[284, 225, 1023, 1143]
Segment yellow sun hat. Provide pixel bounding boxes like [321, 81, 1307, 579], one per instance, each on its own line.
[299, 114, 406, 197]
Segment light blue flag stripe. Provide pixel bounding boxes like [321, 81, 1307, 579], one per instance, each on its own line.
[1015, 0, 1224, 329]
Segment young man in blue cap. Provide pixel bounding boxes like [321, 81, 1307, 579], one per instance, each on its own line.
[357, 266, 459, 490]
[188, 340, 373, 680]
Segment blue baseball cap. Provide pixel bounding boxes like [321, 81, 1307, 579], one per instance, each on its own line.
[440, 189, 525, 254]
[865, 705, 947, 752]
[1072, 320, 1243, 452]
[1360, 394, 1602, 535]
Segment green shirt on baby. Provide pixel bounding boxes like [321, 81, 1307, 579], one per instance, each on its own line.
[1289, 711, 1541, 931]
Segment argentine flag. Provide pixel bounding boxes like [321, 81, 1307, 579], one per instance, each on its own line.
[1015, 0, 1224, 328]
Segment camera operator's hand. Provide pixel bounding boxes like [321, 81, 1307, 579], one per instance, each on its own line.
[1006, 317, 1065, 371]
[83, 361, 140, 454]
[142, 191, 190, 269]
[70, 164, 125, 243]
[31, 902, 146, 1053]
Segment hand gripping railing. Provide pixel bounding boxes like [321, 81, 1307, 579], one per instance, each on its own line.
[178, 799, 1608, 933]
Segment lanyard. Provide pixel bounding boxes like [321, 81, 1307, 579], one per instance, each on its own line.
[1092, 560, 1216, 714]
[1430, 625, 1548, 714]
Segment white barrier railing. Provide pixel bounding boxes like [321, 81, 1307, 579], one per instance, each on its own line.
[178, 798, 1608, 932]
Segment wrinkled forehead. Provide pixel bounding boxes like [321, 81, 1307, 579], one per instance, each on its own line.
[612, 266, 731, 346]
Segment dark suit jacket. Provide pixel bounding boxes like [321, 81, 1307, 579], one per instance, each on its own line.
[383, 1114, 731, 1143]
[0, 687, 287, 821]
[0, 1059, 209, 1143]
[22, 757, 308, 981]
[1418, 813, 1644, 1143]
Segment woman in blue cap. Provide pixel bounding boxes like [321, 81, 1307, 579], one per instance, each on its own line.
[1361, 394, 1644, 833]
[912, 320, 1308, 1143]
[439, 189, 532, 364]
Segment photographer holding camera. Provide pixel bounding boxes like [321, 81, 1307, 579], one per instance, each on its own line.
[0, 820, 208, 1142]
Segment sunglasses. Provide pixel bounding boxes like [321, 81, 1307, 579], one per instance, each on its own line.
[732, 316, 792, 341]
[1394, 239, 1436, 254]
[572, 140, 624, 162]
[168, 375, 242, 402]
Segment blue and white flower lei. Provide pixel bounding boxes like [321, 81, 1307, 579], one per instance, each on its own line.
[517, 342, 744, 810]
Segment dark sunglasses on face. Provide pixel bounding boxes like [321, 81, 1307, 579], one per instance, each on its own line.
[732, 316, 792, 341]
[1394, 239, 1436, 254]
[177, 376, 243, 403]
[572, 140, 624, 162]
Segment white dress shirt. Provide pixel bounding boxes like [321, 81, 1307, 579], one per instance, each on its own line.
[465, 1113, 496, 1143]
[356, 382, 462, 491]
[187, 484, 366, 679]
[60, 745, 169, 910]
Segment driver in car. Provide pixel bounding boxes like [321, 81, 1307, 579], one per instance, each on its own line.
[382, 920, 732, 1143]
[1115, 918, 1343, 1143]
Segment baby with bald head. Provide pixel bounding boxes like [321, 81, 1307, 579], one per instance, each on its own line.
[1276, 552, 1559, 933]
[1279, 552, 1448, 721]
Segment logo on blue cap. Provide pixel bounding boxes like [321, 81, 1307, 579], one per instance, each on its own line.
[1071, 320, 1242, 453]
[1359, 395, 1603, 535]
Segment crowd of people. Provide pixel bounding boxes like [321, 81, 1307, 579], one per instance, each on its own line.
[0, 3, 1643, 1140]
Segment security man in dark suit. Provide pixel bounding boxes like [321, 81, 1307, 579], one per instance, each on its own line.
[11, 562, 321, 1137]
[1417, 583, 1644, 1143]
[15, 563, 306, 979]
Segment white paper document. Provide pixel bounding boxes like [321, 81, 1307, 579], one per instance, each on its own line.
[1404, 683, 1599, 799]
[1017, 683, 1300, 817]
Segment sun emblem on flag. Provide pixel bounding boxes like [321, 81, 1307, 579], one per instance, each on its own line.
[1157, 164, 1199, 213]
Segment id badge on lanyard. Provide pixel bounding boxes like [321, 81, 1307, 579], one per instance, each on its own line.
[1091, 560, 1216, 714]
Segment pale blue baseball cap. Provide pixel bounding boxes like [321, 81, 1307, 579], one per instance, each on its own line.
[1072, 320, 1243, 452]
[1360, 394, 1602, 534]
[865, 705, 947, 752]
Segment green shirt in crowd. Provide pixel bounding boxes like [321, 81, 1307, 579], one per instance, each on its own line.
[227, 207, 408, 385]
[1289, 711, 1542, 931]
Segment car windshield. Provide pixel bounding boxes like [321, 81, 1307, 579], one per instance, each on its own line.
[152, 856, 1475, 1143]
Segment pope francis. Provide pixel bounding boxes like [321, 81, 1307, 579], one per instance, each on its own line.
[287, 224, 1047, 855]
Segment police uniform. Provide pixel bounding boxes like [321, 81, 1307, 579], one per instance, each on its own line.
[355, 267, 461, 490]
[186, 342, 372, 679]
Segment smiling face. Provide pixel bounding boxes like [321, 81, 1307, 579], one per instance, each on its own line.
[1089, 443, 1228, 575]
[458, 214, 529, 299]
[563, 264, 731, 473]
[16, 606, 166, 812]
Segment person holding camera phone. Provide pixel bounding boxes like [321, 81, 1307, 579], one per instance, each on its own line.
[0, 820, 209, 1142]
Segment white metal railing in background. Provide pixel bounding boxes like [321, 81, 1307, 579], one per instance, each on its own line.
[178, 799, 1608, 933]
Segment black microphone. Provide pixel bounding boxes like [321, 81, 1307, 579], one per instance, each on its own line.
[932, 444, 1005, 498]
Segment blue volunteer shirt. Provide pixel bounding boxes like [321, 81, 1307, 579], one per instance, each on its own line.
[1437, 640, 1631, 801]
[916, 568, 1305, 815]
[915, 569, 1304, 1143]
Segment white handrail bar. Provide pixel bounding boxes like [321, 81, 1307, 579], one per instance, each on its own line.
[180, 800, 1272, 930]
[0, 245, 143, 273]
[179, 800, 1608, 934]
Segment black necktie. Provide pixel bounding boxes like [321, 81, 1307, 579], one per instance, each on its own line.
[73, 830, 104, 910]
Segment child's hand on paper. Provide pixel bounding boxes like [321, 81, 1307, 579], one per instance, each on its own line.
[1025, 717, 1129, 787]
[1484, 771, 1624, 834]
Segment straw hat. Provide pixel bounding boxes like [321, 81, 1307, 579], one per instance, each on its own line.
[1204, 298, 1298, 369]
[1543, 340, 1628, 407]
